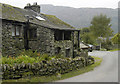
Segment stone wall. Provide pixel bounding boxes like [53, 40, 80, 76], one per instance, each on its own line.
[1, 20, 77, 57]
[29, 24, 75, 57]
[29, 24, 55, 55]
[2, 20, 24, 56]
[54, 41, 73, 57]
[2, 57, 87, 79]
[0, 19, 2, 54]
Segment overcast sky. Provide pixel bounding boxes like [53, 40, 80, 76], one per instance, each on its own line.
[0, 0, 120, 9]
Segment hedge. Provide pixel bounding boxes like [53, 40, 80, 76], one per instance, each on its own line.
[1, 57, 94, 79]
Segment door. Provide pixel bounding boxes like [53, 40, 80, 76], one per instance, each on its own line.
[66, 48, 70, 57]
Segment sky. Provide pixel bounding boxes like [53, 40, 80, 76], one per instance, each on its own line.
[0, 0, 120, 9]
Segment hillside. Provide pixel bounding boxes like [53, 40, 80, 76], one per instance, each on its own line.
[41, 4, 118, 33]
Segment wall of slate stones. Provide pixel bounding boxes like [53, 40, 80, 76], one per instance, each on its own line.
[54, 41, 73, 57]
[0, 19, 2, 54]
[2, 57, 88, 79]
[1, 21, 79, 58]
[29, 23, 75, 57]
[29, 24, 55, 55]
[2, 20, 24, 56]
[0, 7, 2, 55]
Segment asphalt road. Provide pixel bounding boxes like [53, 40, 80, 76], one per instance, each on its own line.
[57, 51, 118, 82]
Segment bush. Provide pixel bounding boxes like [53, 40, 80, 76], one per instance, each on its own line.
[101, 39, 113, 50]
[2, 55, 37, 65]
[1, 54, 59, 65]
[19, 49, 38, 57]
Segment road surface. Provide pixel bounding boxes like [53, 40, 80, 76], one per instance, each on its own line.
[57, 51, 118, 82]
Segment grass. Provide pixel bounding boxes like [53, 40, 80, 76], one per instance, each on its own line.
[100, 48, 107, 51]
[109, 48, 120, 51]
[2, 56, 103, 83]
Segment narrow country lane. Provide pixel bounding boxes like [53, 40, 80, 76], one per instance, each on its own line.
[57, 51, 118, 82]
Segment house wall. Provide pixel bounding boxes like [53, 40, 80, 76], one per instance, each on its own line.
[1, 20, 76, 57]
[2, 20, 24, 56]
[29, 24, 74, 57]
[54, 40, 73, 57]
[0, 19, 2, 54]
[29, 24, 55, 55]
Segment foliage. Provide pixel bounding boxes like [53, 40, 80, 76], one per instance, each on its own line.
[81, 27, 90, 34]
[80, 27, 96, 45]
[2, 55, 38, 65]
[111, 33, 120, 44]
[2, 54, 54, 65]
[18, 49, 38, 58]
[90, 14, 113, 38]
[1, 50, 68, 65]
[101, 38, 113, 50]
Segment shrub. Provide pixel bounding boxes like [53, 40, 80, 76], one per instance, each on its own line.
[2, 55, 37, 65]
[19, 49, 38, 57]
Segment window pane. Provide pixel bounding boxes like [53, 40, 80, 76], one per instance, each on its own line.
[29, 29, 37, 39]
[12, 27, 15, 36]
[16, 27, 20, 36]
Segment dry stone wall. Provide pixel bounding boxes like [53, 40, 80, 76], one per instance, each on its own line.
[2, 57, 87, 79]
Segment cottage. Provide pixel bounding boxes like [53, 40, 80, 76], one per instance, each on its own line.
[0, 3, 80, 57]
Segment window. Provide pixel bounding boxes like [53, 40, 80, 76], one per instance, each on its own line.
[12, 25, 21, 36]
[54, 30, 71, 41]
[28, 29, 37, 40]
[66, 48, 70, 57]
[54, 30, 63, 41]
[64, 31, 71, 40]
[16, 27, 20, 36]
[12, 27, 15, 36]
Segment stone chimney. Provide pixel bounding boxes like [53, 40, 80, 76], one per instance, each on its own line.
[24, 2, 40, 13]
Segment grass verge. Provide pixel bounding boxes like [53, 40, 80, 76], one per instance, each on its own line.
[2, 56, 103, 83]
[109, 49, 120, 51]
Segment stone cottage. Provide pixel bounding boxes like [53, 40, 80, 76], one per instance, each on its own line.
[0, 3, 80, 58]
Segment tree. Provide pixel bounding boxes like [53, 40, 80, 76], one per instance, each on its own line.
[80, 27, 96, 45]
[111, 33, 120, 44]
[90, 14, 113, 38]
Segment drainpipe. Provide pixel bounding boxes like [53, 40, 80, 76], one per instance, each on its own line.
[24, 15, 31, 50]
[62, 31, 64, 40]
[72, 31, 74, 58]
[78, 30, 80, 48]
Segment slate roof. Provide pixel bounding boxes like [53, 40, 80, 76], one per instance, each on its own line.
[0, 3, 80, 31]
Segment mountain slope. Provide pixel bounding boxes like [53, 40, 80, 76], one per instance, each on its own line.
[41, 4, 118, 33]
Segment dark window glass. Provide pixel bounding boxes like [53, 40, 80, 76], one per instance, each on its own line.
[29, 29, 37, 39]
[64, 31, 71, 40]
[54, 30, 71, 41]
[54, 30, 63, 41]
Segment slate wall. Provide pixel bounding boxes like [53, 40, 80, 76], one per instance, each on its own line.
[2, 20, 24, 56]
[29, 24, 74, 57]
[2, 21, 75, 57]
[29, 24, 55, 55]
[0, 19, 2, 54]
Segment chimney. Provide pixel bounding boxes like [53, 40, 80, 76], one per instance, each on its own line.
[24, 2, 40, 13]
